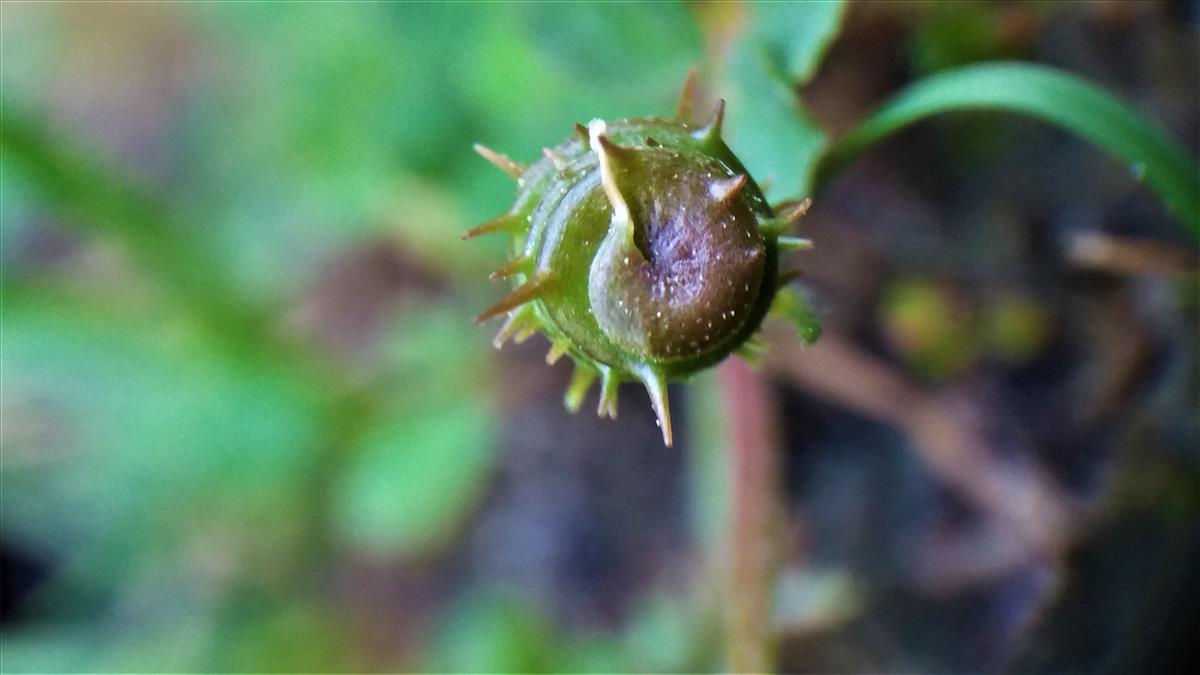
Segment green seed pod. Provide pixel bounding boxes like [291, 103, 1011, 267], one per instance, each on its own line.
[467, 74, 818, 446]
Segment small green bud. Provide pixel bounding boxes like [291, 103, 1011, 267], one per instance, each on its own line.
[467, 74, 819, 445]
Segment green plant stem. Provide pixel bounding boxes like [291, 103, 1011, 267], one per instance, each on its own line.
[813, 62, 1200, 236]
[718, 358, 783, 673]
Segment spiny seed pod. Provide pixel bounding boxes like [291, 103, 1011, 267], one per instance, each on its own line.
[467, 73, 819, 446]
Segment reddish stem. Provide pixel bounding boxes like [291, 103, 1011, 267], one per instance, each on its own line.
[718, 358, 782, 673]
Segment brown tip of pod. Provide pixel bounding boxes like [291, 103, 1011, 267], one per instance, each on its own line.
[474, 273, 553, 324]
[692, 98, 725, 146]
[473, 143, 526, 178]
[492, 305, 537, 349]
[462, 213, 523, 240]
[592, 131, 634, 163]
[543, 147, 570, 171]
[675, 66, 698, 124]
[636, 366, 673, 447]
[597, 367, 619, 419]
[760, 198, 814, 237]
[710, 173, 748, 204]
[775, 197, 813, 227]
[489, 255, 534, 281]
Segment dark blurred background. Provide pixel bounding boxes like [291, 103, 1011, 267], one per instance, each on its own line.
[2, 1, 1197, 673]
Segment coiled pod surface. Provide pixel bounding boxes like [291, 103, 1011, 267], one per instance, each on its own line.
[468, 75, 818, 445]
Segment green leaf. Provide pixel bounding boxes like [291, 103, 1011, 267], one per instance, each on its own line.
[331, 400, 493, 555]
[1, 290, 325, 599]
[519, 2, 701, 95]
[907, 1, 1030, 74]
[771, 286, 823, 345]
[0, 110, 263, 334]
[723, 46, 828, 199]
[0, 626, 103, 674]
[722, 0, 847, 197]
[748, 0, 848, 84]
[622, 592, 695, 673]
[461, 2, 702, 162]
[181, 3, 486, 296]
[426, 590, 556, 673]
[332, 304, 496, 555]
[815, 61, 1200, 236]
[209, 600, 349, 673]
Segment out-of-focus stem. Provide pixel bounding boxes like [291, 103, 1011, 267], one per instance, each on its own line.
[718, 358, 782, 673]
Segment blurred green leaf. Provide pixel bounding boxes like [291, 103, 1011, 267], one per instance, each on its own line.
[560, 636, 626, 674]
[382, 176, 507, 280]
[880, 279, 977, 380]
[771, 285, 823, 345]
[722, 0, 847, 197]
[179, 3, 485, 297]
[332, 303, 496, 555]
[0, 110, 266, 336]
[426, 590, 555, 673]
[463, 3, 702, 168]
[519, 2, 701, 120]
[1, 290, 325, 596]
[773, 567, 862, 633]
[748, 0, 848, 84]
[175, 3, 705, 296]
[908, 1, 1031, 74]
[522, 3, 693, 78]
[379, 302, 493, 403]
[1, 581, 347, 673]
[0, 157, 41, 267]
[0, 626, 103, 674]
[815, 62, 1200, 235]
[723, 47, 827, 199]
[331, 399, 493, 555]
[210, 599, 349, 672]
[622, 592, 695, 673]
[982, 292, 1050, 362]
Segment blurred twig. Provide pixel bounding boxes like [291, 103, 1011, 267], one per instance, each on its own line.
[764, 329, 1078, 559]
[1067, 231, 1200, 277]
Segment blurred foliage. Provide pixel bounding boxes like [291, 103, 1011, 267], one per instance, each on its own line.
[332, 303, 495, 556]
[881, 280, 1051, 379]
[426, 590, 557, 673]
[723, 0, 846, 196]
[3, 289, 323, 583]
[881, 279, 978, 380]
[0, 2, 722, 671]
[907, 0, 1034, 74]
[980, 292, 1050, 363]
[2, 0, 1197, 672]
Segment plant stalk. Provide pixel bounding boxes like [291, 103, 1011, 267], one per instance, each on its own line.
[719, 358, 783, 673]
